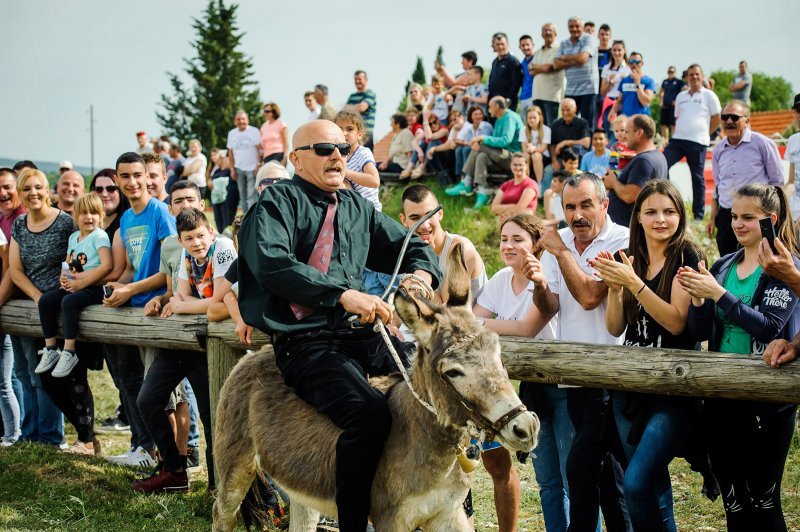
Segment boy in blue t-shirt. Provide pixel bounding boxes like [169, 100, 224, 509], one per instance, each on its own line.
[616, 52, 657, 117]
[580, 130, 611, 176]
[102, 152, 176, 470]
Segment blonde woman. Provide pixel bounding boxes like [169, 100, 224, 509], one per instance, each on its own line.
[521, 105, 551, 182]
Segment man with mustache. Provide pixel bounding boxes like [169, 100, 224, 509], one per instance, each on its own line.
[708, 100, 784, 256]
[531, 172, 631, 532]
[237, 120, 440, 532]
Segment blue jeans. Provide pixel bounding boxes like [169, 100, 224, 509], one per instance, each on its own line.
[613, 392, 689, 532]
[184, 378, 200, 448]
[0, 335, 21, 440]
[455, 146, 471, 177]
[11, 335, 63, 445]
[532, 385, 575, 532]
[362, 269, 394, 297]
[236, 168, 257, 214]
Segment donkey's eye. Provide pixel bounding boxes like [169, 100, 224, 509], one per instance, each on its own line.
[444, 369, 465, 379]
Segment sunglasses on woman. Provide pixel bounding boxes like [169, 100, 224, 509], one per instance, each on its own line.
[93, 185, 119, 193]
[295, 143, 351, 156]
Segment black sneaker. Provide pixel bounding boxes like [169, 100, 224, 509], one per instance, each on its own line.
[95, 416, 131, 435]
[186, 446, 201, 470]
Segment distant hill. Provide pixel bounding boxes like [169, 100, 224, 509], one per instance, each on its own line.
[0, 157, 93, 176]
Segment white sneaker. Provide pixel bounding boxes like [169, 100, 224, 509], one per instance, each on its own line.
[108, 446, 157, 468]
[52, 350, 79, 378]
[0, 437, 18, 447]
[106, 446, 134, 464]
[35, 347, 61, 374]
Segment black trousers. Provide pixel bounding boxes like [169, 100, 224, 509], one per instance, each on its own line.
[706, 400, 796, 532]
[38, 286, 104, 340]
[136, 349, 213, 486]
[41, 355, 94, 442]
[715, 207, 739, 257]
[106, 344, 153, 451]
[566, 388, 632, 532]
[533, 99, 559, 127]
[568, 94, 598, 132]
[273, 327, 413, 532]
[665, 139, 708, 220]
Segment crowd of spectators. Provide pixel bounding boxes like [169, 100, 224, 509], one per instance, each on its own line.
[1, 17, 799, 532]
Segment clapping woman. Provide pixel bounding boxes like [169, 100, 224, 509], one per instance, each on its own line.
[592, 179, 705, 531]
[678, 183, 799, 531]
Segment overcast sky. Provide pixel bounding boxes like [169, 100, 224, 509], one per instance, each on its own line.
[2, 0, 797, 170]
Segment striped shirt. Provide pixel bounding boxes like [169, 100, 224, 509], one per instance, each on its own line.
[558, 33, 598, 96]
[346, 90, 377, 131]
[346, 145, 381, 211]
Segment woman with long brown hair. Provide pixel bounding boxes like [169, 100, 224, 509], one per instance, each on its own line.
[593, 179, 705, 530]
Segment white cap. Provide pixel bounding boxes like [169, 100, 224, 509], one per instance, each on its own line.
[59, 160, 73, 170]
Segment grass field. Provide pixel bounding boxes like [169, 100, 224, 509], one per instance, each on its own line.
[0, 178, 797, 530]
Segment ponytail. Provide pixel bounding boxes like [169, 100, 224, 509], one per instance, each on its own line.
[735, 184, 800, 256]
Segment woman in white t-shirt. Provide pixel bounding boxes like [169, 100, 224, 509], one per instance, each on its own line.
[520, 106, 551, 183]
[181, 139, 209, 198]
[473, 213, 568, 531]
[599, 40, 631, 130]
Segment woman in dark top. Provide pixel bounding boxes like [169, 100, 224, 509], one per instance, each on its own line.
[90, 169, 128, 284]
[593, 180, 705, 531]
[8, 169, 72, 445]
[679, 184, 800, 531]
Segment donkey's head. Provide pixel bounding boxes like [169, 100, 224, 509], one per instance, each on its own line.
[396, 242, 538, 452]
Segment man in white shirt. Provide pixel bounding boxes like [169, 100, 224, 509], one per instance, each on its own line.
[226, 110, 263, 213]
[304, 91, 320, 121]
[532, 172, 631, 532]
[664, 64, 721, 221]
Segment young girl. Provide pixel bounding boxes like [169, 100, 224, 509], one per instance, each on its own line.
[334, 110, 392, 297]
[335, 110, 381, 211]
[473, 214, 564, 531]
[521, 105, 551, 182]
[599, 40, 630, 131]
[678, 184, 800, 531]
[37, 193, 112, 378]
[592, 180, 706, 530]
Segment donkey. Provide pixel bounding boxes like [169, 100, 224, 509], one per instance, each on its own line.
[212, 242, 539, 531]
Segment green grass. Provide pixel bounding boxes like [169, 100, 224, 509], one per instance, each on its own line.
[0, 178, 796, 529]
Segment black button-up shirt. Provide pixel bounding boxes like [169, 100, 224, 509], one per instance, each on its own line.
[238, 175, 441, 334]
[489, 53, 523, 111]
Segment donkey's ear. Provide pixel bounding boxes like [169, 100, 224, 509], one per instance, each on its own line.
[445, 241, 471, 308]
[395, 287, 438, 348]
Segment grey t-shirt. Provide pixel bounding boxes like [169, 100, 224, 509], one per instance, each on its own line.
[732, 72, 753, 104]
[11, 211, 76, 293]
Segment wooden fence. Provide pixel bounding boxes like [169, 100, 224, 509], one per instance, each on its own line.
[1, 300, 799, 437]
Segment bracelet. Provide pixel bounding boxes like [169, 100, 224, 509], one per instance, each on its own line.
[635, 284, 646, 296]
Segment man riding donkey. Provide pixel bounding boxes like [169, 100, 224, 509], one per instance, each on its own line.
[236, 120, 442, 532]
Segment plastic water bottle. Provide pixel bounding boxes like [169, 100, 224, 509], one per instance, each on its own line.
[61, 261, 74, 281]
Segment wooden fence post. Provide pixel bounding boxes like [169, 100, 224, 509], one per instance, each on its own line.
[206, 337, 245, 435]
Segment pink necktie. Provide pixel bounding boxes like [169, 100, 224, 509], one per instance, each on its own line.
[290, 193, 338, 320]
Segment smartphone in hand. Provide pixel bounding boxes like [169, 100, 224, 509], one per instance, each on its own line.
[759, 217, 778, 254]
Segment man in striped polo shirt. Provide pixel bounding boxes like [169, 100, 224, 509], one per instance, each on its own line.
[553, 16, 599, 129]
[346, 70, 377, 150]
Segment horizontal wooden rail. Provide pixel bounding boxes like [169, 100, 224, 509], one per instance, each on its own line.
[0, 300, 207, 351]
[2, 300, 799, 406]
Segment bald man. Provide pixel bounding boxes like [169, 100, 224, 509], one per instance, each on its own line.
[237, 120, 441, 532]
[56, 170, 85, 213]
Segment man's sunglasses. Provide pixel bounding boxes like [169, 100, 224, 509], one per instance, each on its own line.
[628, 59, 642, 65]
[94, 185, 119, 193]
[295, 143, 351, 156]
[721, 114, 745, 122]
[258, 178, 281, 188]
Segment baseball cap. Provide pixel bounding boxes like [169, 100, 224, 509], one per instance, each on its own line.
[59, 160, 73, 170]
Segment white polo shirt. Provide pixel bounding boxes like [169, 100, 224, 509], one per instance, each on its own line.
[541, 215, 629, 345]
[672, 87, 722, 147]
